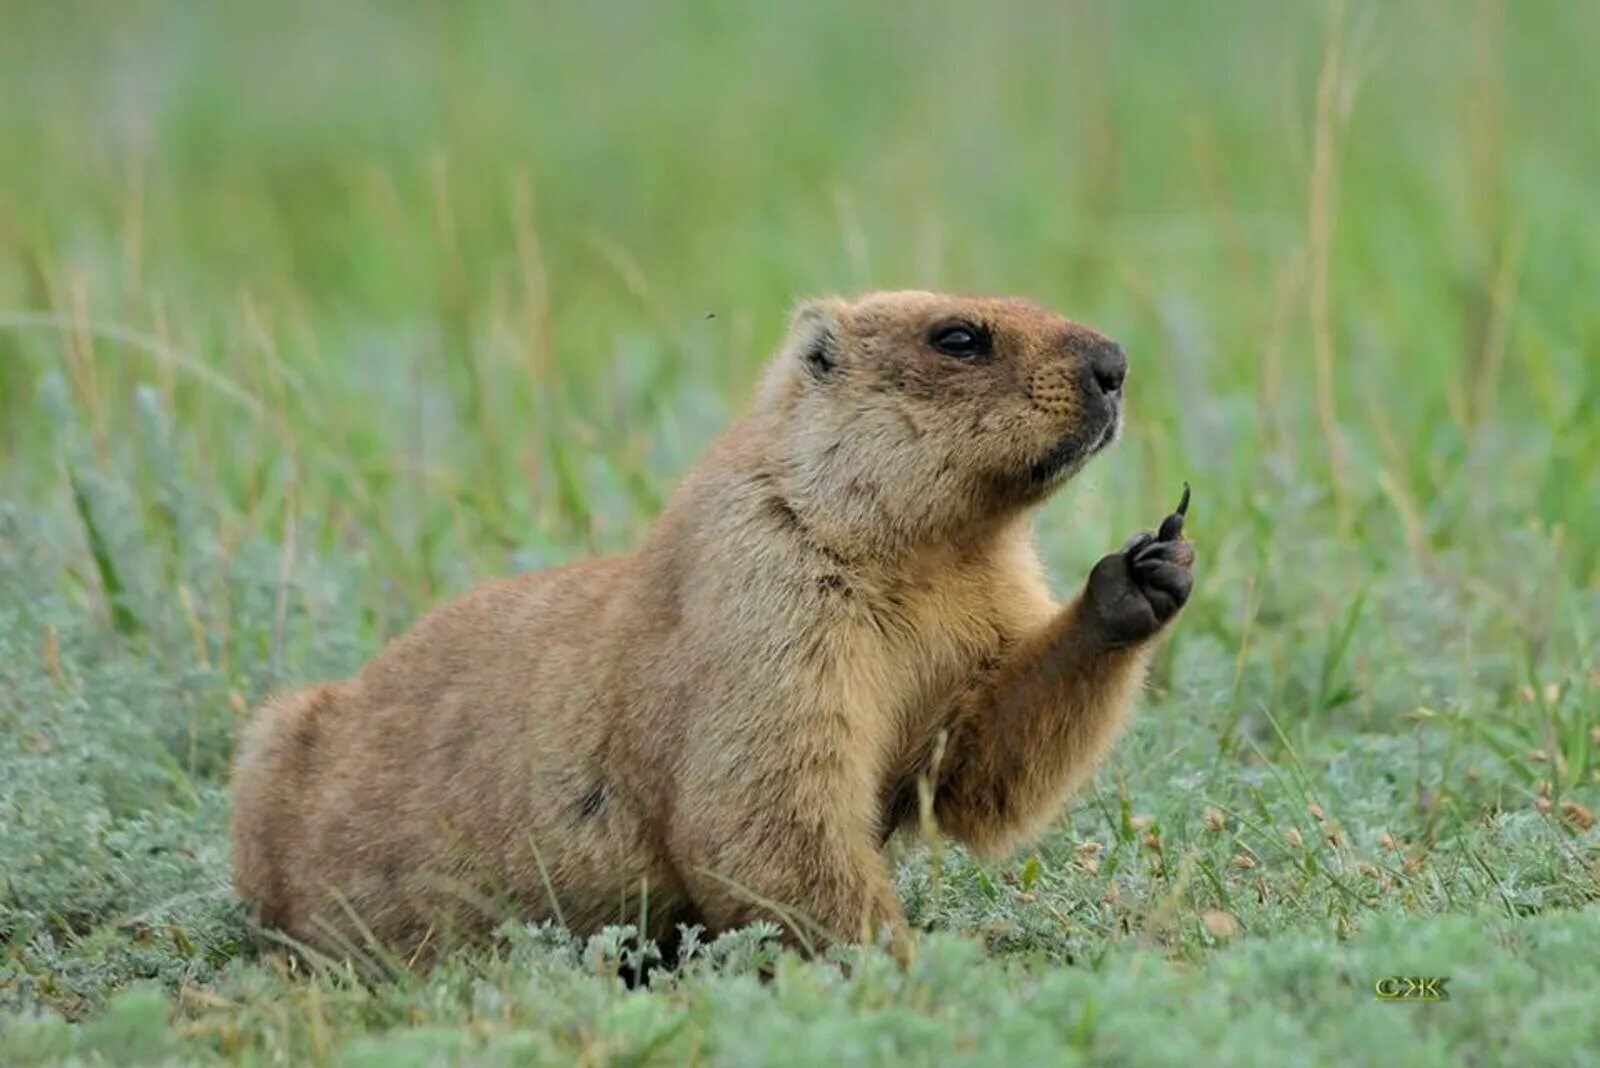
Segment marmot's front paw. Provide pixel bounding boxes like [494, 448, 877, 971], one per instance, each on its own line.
[1084, 484, 1195, 647]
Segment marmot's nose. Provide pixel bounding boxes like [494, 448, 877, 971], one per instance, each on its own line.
[1087, 341, 1127, 396]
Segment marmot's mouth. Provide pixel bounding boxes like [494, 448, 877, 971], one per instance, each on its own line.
[1028, 436, 1086, 486]
[1027, 412, 1119, 487]
[1095, 407, 1122, 451]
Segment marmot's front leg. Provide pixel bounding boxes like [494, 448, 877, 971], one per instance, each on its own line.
[932, 493, 1195, 856]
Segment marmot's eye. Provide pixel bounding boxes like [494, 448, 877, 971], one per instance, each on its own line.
[929, 322, 991, 358]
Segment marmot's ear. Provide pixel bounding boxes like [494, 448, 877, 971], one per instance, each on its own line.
[788, 300, 842, 381]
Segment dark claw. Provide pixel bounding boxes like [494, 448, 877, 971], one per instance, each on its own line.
[1131, 563, 1191, 622]
[1156, 481, 1192, 543]
[1121, 531, 1157, 557]
[1089, 483, 1197, 645]
[1135, 538, 1197, 567]
[1132, 558, 1193, 603]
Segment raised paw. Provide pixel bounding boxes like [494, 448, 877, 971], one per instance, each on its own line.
[1083, 484, 1196, 647]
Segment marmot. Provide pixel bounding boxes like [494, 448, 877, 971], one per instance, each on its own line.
[231, 291, 1195, 962]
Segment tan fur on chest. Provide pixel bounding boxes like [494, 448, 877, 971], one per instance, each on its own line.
[786, 542, 1043, 797]
[827, 589, 978, 749]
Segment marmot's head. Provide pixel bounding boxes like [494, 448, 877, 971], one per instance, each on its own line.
[758, 290, 1128, 552]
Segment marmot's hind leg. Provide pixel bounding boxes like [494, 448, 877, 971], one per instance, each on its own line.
[230, 683, 343, 935]
[676, 797, 909, 960]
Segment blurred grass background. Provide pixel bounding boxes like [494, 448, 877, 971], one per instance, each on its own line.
[4, 0, 1596, 589]
[1, 1, 1598, 1063]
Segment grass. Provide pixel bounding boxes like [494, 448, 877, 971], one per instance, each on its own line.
[1, 0, 1598, 1063]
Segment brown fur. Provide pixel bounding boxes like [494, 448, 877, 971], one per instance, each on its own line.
[231, 290, 1189, 961]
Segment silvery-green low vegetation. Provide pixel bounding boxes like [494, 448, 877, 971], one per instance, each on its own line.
[1, 2, 1596, 1064]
